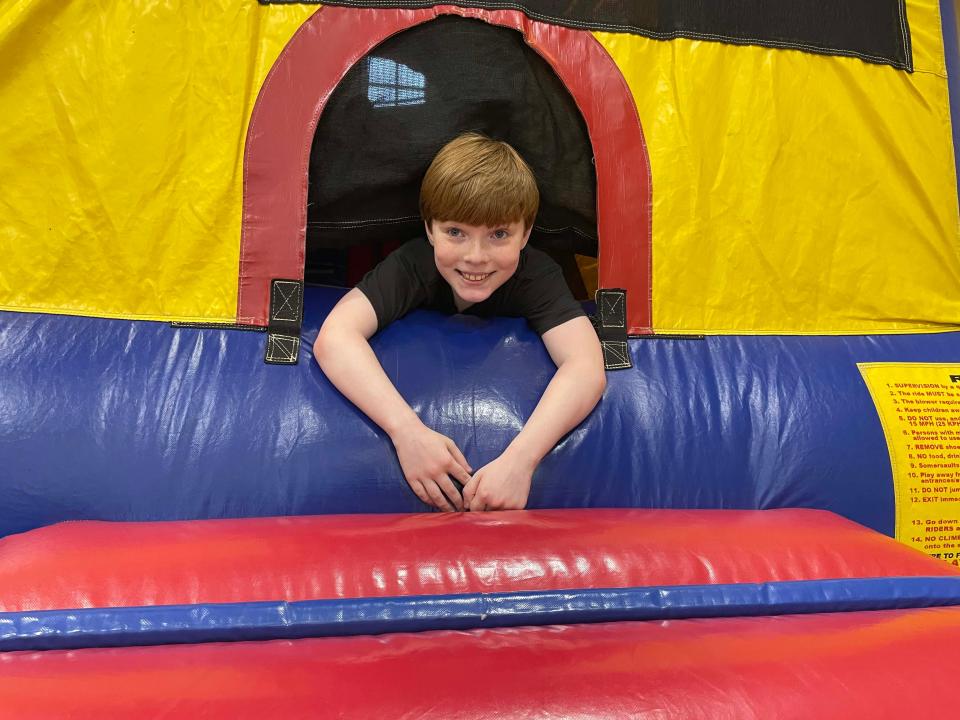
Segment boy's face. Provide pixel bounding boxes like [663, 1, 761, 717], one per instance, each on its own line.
[426, 219, 531, 311]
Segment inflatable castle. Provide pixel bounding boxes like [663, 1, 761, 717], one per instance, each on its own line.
[2, 1, 960, 715]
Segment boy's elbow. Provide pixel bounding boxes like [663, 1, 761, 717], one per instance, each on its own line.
[589, 339, 607, 395]
[570, 351, 606, 407]
[596, 365, 607, 398]
[314, 316, 371, 370]
[313, 320, 337, 367]
[592, 360, 607, 404]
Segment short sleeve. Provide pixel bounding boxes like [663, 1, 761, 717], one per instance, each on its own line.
[355, 241, 433, 331]
[514, 252, 587, 336]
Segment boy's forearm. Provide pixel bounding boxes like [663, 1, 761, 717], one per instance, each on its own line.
[314, 328, 420, 437]
[505, 360, 604, 469]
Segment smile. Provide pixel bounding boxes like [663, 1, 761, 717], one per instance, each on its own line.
[457, 270, 493, 282]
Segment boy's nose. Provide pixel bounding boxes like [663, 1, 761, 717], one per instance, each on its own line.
[464, 240, 487, 264]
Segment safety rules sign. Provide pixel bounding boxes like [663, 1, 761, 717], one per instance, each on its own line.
[860, 363, 960, 565]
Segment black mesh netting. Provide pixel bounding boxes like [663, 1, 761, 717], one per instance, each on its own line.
[306, 16, 597, 293]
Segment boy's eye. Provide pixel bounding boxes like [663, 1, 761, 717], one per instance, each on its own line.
[492, 230, 508, 240]
[447, 228, 462, 237]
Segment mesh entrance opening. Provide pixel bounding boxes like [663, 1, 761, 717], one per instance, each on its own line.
[305, 16, 598, 299]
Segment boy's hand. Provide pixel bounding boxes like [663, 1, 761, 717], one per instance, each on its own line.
[463, 448, 535, 511]
[390, 422, 472, 512]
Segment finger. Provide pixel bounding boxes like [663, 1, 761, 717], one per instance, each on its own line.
[462, 477, 478, 507]
[424, 479, 456, 512]
[469, 491, 486, 513]
[436, 475, 464, 511]
[445, 440, 472, 474]
[445, 457, 472, 486]
[409, 480, 432, 507]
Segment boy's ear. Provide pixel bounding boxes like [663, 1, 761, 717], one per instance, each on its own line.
[425, 220, 435, 245]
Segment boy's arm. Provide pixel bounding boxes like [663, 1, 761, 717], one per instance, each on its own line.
[313, 288, 472, 511]
[463, 315, 606, 511]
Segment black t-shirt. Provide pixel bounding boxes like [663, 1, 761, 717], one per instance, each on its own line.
[356, 238, 585, 335]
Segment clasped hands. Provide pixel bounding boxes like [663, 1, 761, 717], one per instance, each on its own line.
[389, 422, 533, 512]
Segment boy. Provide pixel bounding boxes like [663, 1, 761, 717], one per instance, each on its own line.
[313, 133, 605, 512]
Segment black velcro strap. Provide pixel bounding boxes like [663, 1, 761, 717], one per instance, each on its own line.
[265, 334, 301, 364]
[265, 279, 304, 365]
[593, 288, 632, 371]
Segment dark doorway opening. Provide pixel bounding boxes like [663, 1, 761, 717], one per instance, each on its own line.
[305, 16, 598, 300]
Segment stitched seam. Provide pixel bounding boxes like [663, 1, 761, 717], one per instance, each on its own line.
[898, 0, 913, 72]
[307, 218, 597, 240]
[531, 224, 597, 240]
[910, 68, 947, 79]
[308, 215, 422, 227]
[171, 322, 267, 332]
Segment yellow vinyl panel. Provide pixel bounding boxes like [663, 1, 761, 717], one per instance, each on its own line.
[597, 0, 960, 334]
[0, 1, 957, 332]
[0, 1, 316, 321]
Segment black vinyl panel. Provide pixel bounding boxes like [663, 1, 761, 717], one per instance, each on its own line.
[261, 0, 912, 71]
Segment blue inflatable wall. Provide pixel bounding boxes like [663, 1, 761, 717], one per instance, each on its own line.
[3, 285, 959, 537]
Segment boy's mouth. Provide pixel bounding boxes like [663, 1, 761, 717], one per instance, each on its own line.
[456, 270, 493, 283]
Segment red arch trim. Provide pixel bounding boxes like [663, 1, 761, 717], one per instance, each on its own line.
[240, 5, 652, 334]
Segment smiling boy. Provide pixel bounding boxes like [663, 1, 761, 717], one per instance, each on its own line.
[313, 133, 605, 512]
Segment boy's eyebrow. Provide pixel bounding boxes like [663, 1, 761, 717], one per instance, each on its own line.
[436, 220, 515, 230]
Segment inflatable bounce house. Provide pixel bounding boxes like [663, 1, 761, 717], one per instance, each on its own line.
[3, 0, 960, 716]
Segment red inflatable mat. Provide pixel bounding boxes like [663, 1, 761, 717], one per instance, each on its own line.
[2, 606, 959, 719]
[0, 508, 954, 612]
